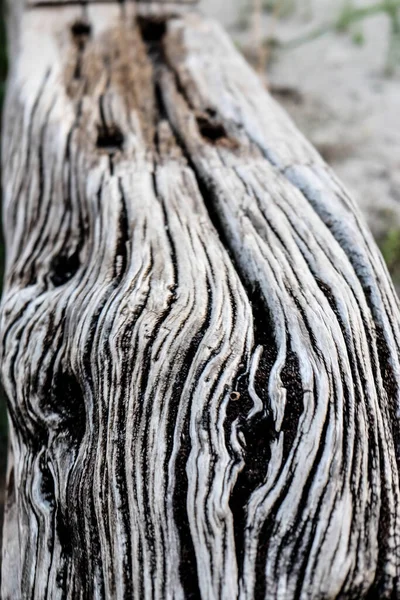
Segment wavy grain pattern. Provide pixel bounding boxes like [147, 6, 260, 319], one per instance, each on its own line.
[2, 3, 400, 599]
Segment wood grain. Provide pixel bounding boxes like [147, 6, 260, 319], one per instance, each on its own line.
[2, 3, 400, 599]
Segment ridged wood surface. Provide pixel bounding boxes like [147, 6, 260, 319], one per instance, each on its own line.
[2, 3, 400, 599]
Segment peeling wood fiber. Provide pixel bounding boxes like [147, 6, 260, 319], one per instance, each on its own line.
[2, 3, 400, 600]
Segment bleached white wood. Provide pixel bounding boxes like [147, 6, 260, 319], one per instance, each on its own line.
[2, 2, 400, 599]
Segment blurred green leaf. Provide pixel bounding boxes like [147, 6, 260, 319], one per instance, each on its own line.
[379, 228, 400, 282]
[352, 29, 365, 45]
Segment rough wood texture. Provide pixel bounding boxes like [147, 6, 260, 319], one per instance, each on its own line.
[2, 2, 400, 599]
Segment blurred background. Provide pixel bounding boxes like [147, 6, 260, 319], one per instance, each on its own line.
[1, 0, 400, 559]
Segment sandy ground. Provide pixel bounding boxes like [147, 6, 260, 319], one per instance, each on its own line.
[200, 0, 400, 242]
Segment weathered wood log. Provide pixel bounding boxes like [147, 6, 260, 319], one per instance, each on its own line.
[2, 1, 400, 598]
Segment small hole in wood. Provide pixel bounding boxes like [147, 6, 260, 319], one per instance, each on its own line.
[205, 108, 217, 118]
[197, 115, 228, 143]
[50, 251, 80, 287]
[137, 17, 167, 43]
[230, 391, 241, 401]
[71, 21, 92, 40]
[96, 125, 124, 153]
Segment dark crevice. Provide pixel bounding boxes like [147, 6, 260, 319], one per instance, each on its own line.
[254, 519, 272, 600]
[228, 409, 277, 572]
[154, 84, 168, 130]
[137, 16, 167, 44]
[51, 369, 86, 444]
[55, 508, 72, 594]
[28, 423, 49, 456]
[115, 180, 129, 281]
[137, 16, 167, 76]
[71, 21, 91, 81]
[196, 114, 228, 144]
[50, 249, 81, 287]
[39, 456, 56, 506]
[375, 320, 400, 455]
[167, 60, 239, 149]
[280, 349, 304, 460]
[96, 124, 124, 153]
[95, 84, 125, 159]
[71, 21, 92, 41]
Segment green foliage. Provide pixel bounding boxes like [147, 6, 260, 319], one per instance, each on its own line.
[352, 29, 365, 46]
[237, 0, 301, 35]
[263, 0, 296, 18]
[336, 2, 357, 32]
[282, 0, 400, 75]
[379, 227, 400, 282]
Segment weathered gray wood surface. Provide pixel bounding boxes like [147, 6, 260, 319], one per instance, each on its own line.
[2, 1, 400, 599]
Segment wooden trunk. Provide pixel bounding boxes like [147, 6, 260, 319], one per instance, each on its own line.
[2, 1, 400, 598]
